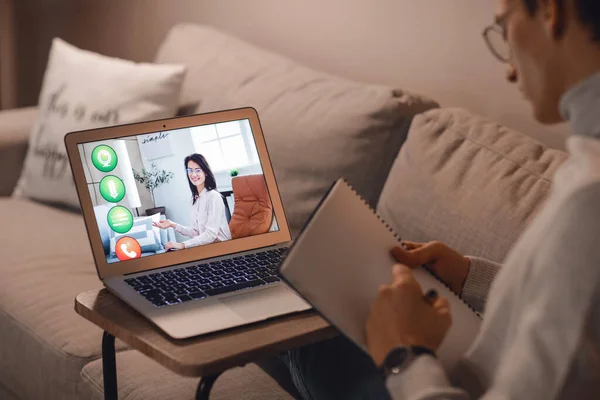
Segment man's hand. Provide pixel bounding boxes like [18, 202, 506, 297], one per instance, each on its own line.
[165, 241, 184, 251]
[392, 241, 471, 295]
[366, 264, 452, 367]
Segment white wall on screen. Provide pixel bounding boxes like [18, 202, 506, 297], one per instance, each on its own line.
[124, 137, 152, 213]
[141, 128, 195, 243]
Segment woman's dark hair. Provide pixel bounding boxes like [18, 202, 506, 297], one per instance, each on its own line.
[522, 0, 600, 41]
[184, 153, 217, 204]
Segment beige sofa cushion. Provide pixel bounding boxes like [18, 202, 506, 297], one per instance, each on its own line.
[155, 24, 438, 236]
[79, 351, 291, 399]
[377, 108, 568, 263]
[0, 198, 129, 399]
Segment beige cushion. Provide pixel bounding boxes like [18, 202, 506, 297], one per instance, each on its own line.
[79, 351, 292, 400]
[155, 24, 438, 236]
[0, 198, 129, 399]
[377, 108, 568, 263]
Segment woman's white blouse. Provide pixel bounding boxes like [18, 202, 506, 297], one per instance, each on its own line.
[173, 188, 232, 248]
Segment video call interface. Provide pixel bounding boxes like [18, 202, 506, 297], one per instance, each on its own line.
[77, 119, 279, 264]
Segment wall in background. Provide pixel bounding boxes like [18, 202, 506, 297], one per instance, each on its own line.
[13, 0, 568, 149]
[0, 0, 17, 109]
[138, 128, 195, 243]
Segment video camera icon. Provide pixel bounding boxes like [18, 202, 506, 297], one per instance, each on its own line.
[92, 145, 118, 172]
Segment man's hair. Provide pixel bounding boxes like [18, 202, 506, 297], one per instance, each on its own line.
[522, 0, 600, 41]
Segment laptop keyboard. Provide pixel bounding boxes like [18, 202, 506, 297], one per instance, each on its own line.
[124, 248, 287, 308]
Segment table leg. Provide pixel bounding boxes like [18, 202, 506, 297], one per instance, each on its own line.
[102, 331, 118, 400]
[196, 372, 223, 400]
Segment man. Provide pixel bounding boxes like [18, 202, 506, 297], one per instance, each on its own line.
[279, 0, 600, 398]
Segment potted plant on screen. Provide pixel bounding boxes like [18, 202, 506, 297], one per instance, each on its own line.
[132, 162, 175, 216]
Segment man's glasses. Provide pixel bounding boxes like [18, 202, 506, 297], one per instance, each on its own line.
[186, 168, 204, 175]
[483, 25, 511, 63]
[482, 6, 516, 63]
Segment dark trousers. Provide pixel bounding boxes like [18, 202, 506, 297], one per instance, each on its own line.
[257, 335, 391, 400]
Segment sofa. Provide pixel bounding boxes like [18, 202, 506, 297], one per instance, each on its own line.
[0, 24, 568, 400]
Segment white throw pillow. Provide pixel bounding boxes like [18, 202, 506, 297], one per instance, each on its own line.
[13, 38, 187, 208]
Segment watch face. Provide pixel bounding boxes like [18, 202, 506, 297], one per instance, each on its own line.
[385, 347, 409, 371]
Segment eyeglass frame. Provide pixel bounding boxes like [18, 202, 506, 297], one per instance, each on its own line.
[482, 5, 518, 63]
[186, 168, 205, 175]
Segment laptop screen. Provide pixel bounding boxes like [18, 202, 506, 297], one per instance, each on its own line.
[76, 118, 280, 264]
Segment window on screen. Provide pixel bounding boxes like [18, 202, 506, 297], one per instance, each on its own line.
[190, 120, 260, 173]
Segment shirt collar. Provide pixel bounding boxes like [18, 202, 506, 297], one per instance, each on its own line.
[559, 72, 600, 138]
[195, 187, 207, 200]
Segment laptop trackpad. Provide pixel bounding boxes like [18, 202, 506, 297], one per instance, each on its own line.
[220, 285, 310, 321]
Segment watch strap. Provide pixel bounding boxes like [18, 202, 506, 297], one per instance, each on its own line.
[381, 345, 436, 378]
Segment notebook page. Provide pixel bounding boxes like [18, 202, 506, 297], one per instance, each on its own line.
[280, 179, 481, 370]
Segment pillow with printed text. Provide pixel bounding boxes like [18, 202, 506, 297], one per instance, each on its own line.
[13, 38, 187, 209]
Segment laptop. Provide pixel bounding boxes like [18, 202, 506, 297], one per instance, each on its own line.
[65, 107, 311, 339]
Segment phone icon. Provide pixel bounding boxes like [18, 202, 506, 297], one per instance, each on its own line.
[121, 244, 138, 258]
[115, 237, 141, 261]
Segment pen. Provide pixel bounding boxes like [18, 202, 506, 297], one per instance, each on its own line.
[424, 289, 438, 305]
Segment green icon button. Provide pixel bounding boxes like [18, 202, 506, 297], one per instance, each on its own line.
[99, 175, 126, 203]
[92, 145, 118, 172]
[107, 206, 134, 233]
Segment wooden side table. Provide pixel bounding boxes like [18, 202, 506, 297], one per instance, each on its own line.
[75, 289, 336, 400]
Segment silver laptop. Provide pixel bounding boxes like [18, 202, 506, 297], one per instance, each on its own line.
[65, 107, 311, 339]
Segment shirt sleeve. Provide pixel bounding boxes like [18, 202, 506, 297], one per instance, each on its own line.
[182, 193, 225, 248]
[461, 257, 502, 314]
[173, 222, 197, 238]
[386, 182, 600, 400]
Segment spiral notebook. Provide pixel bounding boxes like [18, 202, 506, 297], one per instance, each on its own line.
[278, 178, 481, 370]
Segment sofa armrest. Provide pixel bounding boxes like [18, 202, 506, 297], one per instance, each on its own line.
[0, 107, 38, 196]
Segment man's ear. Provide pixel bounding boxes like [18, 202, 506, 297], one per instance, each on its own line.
[541, 0, 567, 39]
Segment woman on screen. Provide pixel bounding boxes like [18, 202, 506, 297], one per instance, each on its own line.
[153, 153, 231, 250]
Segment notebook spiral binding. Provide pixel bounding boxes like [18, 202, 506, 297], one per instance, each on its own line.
[340, 178, 481, 318]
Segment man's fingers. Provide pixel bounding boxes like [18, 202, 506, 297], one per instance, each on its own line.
[401, 241, 424, 250]
[391, 263, 412, 280]
[432, 296, 450, 311]
[391, 246, 421, 267]
[391, 241, 439, 267]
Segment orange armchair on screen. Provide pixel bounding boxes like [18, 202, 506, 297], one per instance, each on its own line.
[228, 174, 273, 239]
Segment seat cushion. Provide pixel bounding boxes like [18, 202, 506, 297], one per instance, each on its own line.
[377, 107, 568, 263]
[79, 350, 293, 400]
[156, 23, 438, 237]
[0, 198, 128, 400]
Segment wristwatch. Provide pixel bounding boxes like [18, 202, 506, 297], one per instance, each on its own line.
[381, 346, 436, 378]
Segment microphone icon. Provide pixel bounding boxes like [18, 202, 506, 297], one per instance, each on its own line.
[100, 176, 125, 203]
[108, 180, 118, 199]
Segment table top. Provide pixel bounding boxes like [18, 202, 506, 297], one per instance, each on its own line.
[75, 289, 336, 377]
